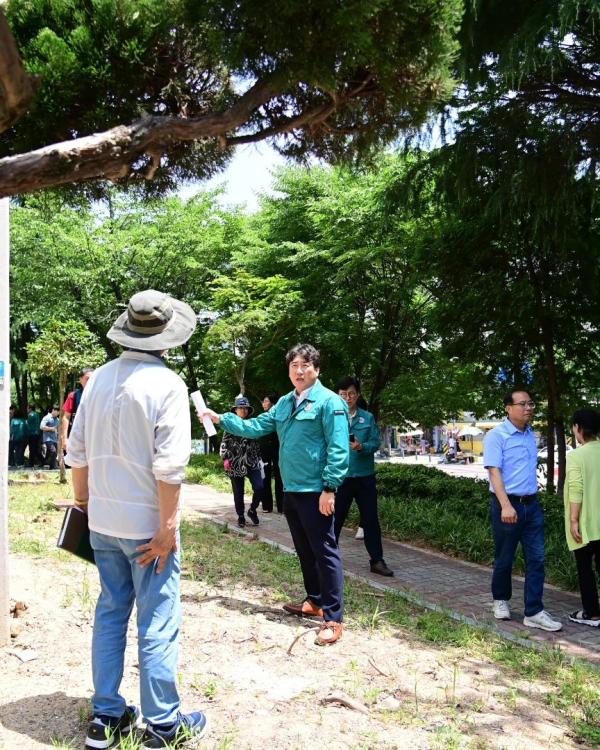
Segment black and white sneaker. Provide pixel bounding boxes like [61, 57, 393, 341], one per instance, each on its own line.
[85, 704, 140, 749]
[569, 610, 600, 627]
[247, 508, 259, 526]
[141, 711, 208, 749]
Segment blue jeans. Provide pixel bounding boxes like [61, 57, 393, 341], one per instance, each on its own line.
[90, 531, 181, 725]
[490, 495, 545, 617]
[334, 475, 384, 563]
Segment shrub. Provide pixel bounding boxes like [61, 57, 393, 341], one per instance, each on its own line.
[370, 464, 578, 591]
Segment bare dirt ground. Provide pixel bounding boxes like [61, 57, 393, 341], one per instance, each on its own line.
[1, 549, 587, 750]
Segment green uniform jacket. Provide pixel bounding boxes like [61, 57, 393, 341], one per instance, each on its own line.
[26, 411, 41, 437]
[10, 418, 27, 441]
[220, 379, 349, 493]
[348, 408, 380, 477]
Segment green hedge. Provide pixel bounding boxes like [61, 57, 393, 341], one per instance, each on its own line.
[366, 464, 578, 592]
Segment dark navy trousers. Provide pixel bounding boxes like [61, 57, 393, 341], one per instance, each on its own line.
[230, 468, 263, 518]
[284, 491, 344, 622]
[333, 474, 384, 563]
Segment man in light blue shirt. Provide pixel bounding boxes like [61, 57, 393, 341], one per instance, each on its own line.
[483, 389, 561, 631]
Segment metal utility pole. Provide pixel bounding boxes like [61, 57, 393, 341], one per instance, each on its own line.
[0, 198, 10, 644]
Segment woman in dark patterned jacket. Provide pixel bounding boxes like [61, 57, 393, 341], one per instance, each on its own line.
[220, 395, 264, 528]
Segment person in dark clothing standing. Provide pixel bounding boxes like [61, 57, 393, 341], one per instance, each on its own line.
[26, 403, 42, 467]
[220, 396, 264, 528]
[334, 377, 393, 577]
[9, 408, 27, 467]
[258, 394, 284, 513]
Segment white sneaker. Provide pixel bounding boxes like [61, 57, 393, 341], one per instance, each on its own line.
[355, 527, 364, 540]
[523, 610, 562, 632]
[493, 600, 511, 620]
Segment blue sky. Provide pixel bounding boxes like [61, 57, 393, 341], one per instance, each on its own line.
[179, 142, 289, 212]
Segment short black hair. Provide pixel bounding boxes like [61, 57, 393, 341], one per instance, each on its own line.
[336, 376, 360, 393]
[286, 343, 320, 368]
[572, 408, 600, 440]
[262, 393, 279, 404]
[503, 388, 532, 407]
[52, 405, 60, 411]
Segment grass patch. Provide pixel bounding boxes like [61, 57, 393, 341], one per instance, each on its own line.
[185, 453, 231, 493]
[9, 474, 74, 558]
[180, 518, 600, 747]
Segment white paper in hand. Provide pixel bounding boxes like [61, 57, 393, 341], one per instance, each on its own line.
[190, 391, 217, 437]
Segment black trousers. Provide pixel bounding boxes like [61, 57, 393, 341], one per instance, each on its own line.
[284, 491, 344, 622]
[334, 475, 384, 563]
[259, 460, 284, 513]
[10, 439, 25, 466]
[28, 435, 40, 466]
[230, 469, 263, 518]
[41, 442, 58, 470]
[574, 540, 600, 617]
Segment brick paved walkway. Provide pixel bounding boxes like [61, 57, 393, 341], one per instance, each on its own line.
[182, 483, 600, 665]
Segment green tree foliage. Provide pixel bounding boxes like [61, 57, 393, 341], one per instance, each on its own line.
[0, 0, 463, 196]
[26, 319, 104, 481]
[10, 190, 239, 403]
[203, 269, 303, 394]
[403, 0, 600, 491]
[240, 160, 471, 422]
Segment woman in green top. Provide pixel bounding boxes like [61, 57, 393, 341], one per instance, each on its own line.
[564, 408, 600, 626]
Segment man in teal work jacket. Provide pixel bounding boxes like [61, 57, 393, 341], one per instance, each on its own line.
[203, 343, 349, 646]
[335, 377, 393, 577]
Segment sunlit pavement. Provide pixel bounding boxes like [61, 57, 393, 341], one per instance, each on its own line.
[376, 453, 489, 481]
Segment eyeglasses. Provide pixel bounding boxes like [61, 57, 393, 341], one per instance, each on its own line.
[511, 401, 535, 408]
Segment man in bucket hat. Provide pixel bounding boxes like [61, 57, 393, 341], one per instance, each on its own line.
[66, 290, 208, 749]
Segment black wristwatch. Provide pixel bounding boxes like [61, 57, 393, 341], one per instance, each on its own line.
[323, 486, 336, 494]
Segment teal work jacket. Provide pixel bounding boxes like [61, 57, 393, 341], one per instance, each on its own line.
[347, 408, 380, 477]
[219, 379, 349, 493]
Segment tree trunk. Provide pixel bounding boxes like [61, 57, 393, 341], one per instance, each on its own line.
[57, 371, 67, 484]
[19, 370, 27, 416]
[540, 323, 564, 496]
[545, 411, 555, 495]
[13, 369, 21, 411]
[235, 356, 247, 396]
[181, 342, 199, 392]
[556, 417, 566, 497]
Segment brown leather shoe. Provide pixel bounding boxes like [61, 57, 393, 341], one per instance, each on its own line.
[315, 621, 343, 646]
[283, 599, 324, 618]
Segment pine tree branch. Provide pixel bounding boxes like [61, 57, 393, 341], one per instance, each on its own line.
[0, 9, 40, 135]
[0, 78, 278, 198]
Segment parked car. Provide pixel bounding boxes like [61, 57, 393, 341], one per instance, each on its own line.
[536, 444, 573, 489]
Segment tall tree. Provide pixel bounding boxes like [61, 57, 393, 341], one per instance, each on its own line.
[26, 319, 105, 482]
[0, 0, 462, 196]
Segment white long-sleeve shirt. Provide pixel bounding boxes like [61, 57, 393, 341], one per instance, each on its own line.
[66, 351, 191, 539]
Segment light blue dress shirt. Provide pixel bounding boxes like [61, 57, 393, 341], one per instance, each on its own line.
[483, 418, 538, 495]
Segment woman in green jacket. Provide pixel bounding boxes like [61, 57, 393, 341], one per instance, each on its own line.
[564, 408, 600, 626]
